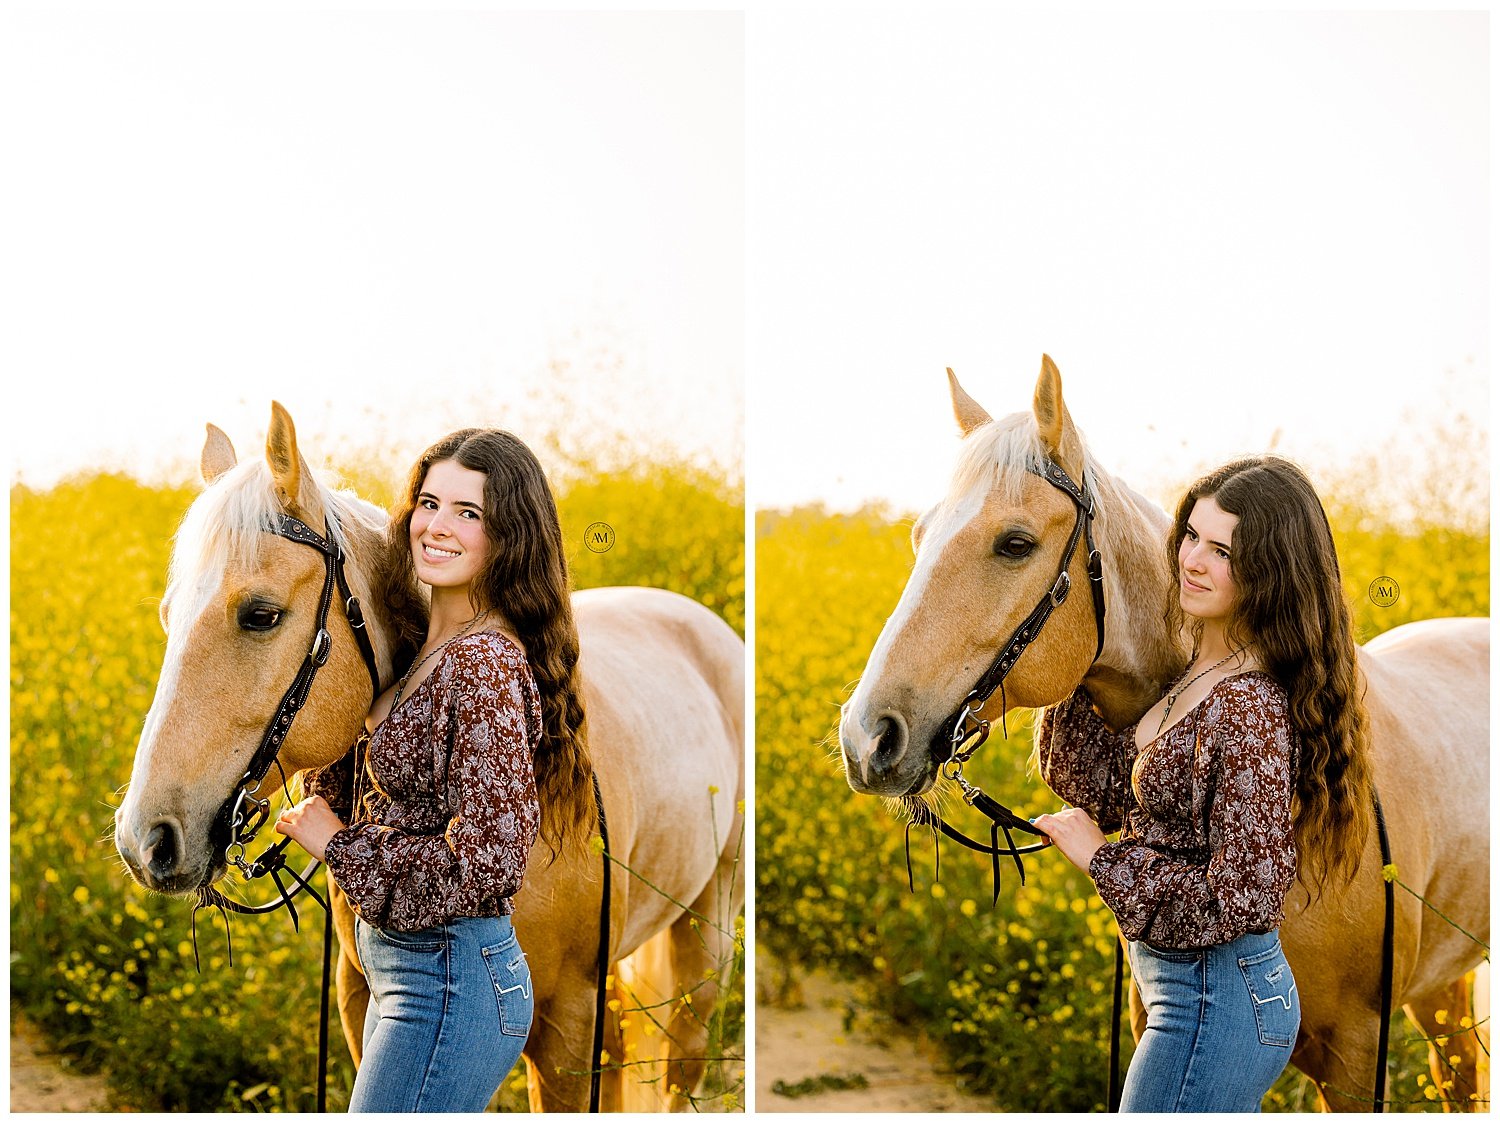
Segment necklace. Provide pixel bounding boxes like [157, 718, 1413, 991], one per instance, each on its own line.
[391, 610, 490, 709]
[1156, 650, 1246, 735]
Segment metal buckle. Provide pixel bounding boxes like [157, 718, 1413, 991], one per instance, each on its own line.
[229, 785, 271, 848]
[948, 695, 991, 765]
[1049, 570, 1071, 607]
[310, 628, 332, 666]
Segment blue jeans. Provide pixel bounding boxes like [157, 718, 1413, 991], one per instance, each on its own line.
[351, 914, 533, 1112]
[1121, 929, 1299, 1112]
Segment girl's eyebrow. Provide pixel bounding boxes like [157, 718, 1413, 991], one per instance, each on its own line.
[1186, 520, 1232, 552]
[418, 490, 483, 511]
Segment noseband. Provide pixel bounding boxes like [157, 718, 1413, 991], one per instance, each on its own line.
[905, 455, 1106, 902]
[200, 512, 382, 923]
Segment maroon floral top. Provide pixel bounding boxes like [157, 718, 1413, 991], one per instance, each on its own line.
[307, 632, 541, 932]
[1036, 672, 1298, 948]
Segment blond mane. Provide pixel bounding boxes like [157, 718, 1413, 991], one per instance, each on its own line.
[163, 459, 386, 627]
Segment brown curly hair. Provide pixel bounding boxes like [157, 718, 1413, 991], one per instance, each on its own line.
[1165, 456, 1373, 898]
[371, 429, 594, 860]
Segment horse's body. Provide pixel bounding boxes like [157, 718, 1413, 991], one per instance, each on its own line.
[839, 357, 1488, 1110]
[115, 405, 744, 1112]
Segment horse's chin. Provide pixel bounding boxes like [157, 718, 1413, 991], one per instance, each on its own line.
[123, 855, 226, 898]
[844, 757, 939, 799]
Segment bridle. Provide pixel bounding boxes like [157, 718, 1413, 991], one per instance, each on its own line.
[185, 510, 381, 1115]
[904, 454, 1106, 902]
[197, 511, 382, 929]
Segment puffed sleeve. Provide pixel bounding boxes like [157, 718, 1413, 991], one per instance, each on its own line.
[301, 739, 361, 821]
[1035, 686, 1137, 833]
[322, 643, 541, 929]
[1087, 677, 1298, 945]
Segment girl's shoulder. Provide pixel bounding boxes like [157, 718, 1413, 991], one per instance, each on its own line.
[438, 631, 533, 687]
[1203, 670, 1293, 731]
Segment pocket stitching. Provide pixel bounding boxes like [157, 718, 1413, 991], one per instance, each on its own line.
[483, 944, 532, 1038]
[1237, 951, 1297, 1047]
[372, 926, 445, 953]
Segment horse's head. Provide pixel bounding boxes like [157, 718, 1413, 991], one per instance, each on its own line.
[115, 404, 394, 894]
[840, 356, 1122, 799]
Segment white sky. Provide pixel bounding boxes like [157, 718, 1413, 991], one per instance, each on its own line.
[2, 9, 1489, 516]
[747, 9, 1488, 513]
[3, 11, 744, 491]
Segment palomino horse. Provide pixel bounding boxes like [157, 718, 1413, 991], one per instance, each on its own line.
[114, 404, 745, 1112]
[839, 357, 1489, 1110]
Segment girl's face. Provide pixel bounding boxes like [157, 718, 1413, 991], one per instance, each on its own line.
[409, 459, 491, 595]
[1177, 495, 1239, 623]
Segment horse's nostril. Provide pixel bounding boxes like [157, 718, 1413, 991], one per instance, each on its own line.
[871, 713, 908, 766]
[144, 821, 179, 879]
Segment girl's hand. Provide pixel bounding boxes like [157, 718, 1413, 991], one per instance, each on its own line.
[1032, 807, 1108, 873]
[274, 796, 345, 863]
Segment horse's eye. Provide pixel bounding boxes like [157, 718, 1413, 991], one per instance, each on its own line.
[238, 603, 284, 631]
[994, 535, 1035, 559]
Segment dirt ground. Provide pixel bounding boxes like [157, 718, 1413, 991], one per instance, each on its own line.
[754, 965, 994, 1113]
[10, 1009, 112, 1112]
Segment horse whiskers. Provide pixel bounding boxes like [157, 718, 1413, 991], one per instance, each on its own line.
[190, 888, 235, 971]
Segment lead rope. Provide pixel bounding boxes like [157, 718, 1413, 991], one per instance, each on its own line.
[590, 772, 611, 1112]
[1108, 937, 1124, 1110]
[1374, 791, 1394, 1112]
[317, 877, 333, 1113]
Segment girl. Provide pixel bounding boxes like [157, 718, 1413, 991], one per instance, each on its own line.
[1033, 455, 1373, 1112]
[277, 429, 592, 1112]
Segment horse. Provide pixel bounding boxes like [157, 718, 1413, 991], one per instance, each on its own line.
[113, 403, 745, 1112]
[838, 356, 1489, 1111]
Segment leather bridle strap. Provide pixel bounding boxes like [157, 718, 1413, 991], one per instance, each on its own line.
[904, 456, 1107, 905]
[948, 457, 1105, 741]
[211, 513, 382, 859]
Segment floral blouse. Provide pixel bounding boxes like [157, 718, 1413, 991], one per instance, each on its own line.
[306, 632, 541, 932]
[1036, 672, 1298, 948]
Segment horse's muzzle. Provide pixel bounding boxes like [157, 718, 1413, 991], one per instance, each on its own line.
[840, 709, 937, 796]
[116, 809, 227, 896]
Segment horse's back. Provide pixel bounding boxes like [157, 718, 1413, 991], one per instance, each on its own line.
[1360, 616, 1488, 789]
[1358, 617, 1488, 995]
[572, 586, 744, 952]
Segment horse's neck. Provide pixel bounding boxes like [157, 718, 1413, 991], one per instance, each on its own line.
[1078, 478, 1188, 730]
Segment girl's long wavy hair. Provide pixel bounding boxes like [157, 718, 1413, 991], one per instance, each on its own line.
[371, 429, 593, 860]
[1165, 456, 1373, 898]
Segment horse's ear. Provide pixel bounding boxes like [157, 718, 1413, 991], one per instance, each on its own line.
[201, 423, 237, 484]
[947, 367, 993, 436]
[1033, 354, 1085, 478]
[265, 401, 324, 524]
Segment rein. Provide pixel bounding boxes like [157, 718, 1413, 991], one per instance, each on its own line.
[904, 454, 1106, 903]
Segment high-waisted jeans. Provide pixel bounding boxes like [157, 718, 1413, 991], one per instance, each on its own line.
[1121, 929, 1299, 1112]
[351, 914, 533, 1112]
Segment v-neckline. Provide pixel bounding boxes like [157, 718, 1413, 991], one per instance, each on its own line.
[366, 630, 523, 737]
[1132, 669, 1273, 754]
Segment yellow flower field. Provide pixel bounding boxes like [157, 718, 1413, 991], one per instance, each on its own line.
[10, 461, 743, 1112]
[755, 493, 1487, 1112]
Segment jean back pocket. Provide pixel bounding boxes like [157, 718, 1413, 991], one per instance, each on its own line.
[482, 937, 534, 1038]
[1237, 943, 1299, 1047]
